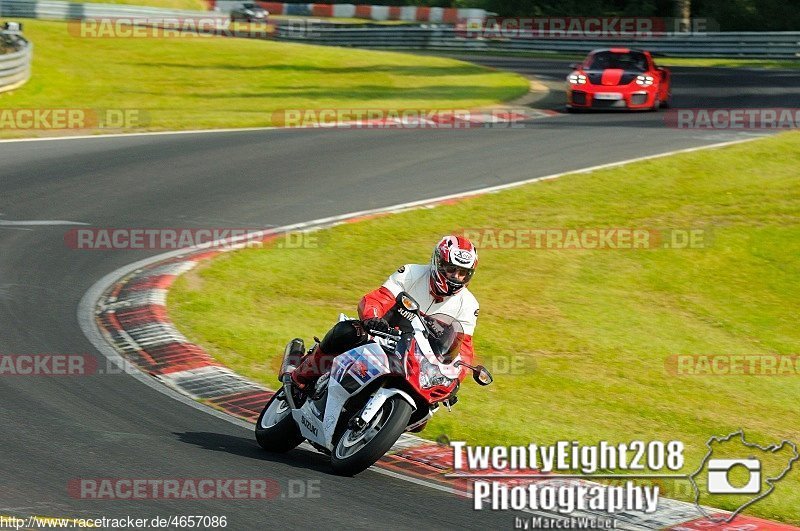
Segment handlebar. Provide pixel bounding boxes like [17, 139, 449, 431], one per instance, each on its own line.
[367, 328, 402, 339]
[365, 327, 402, 352]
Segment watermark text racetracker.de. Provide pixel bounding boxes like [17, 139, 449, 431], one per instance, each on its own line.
[456, 17, 716, 39]
[0, 354, 173, 377]
[666, 354, 800, 376]
[0, 354, 196, 377]
[67, 478, 321, 500]
[0, 354, 97, 376]
[0, 108, 147, 130]
[458, 228, 711, 250]
[271, 108, 529, 129]
[0, 515, 228, 529]
[64, 228, 321, 250]
[666, 108, 800, 129]
[68, 17, 276, 39]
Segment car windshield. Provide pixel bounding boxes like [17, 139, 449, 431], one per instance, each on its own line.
[587, 51, 648, 72]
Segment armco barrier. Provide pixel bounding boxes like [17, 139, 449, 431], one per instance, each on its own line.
[0, 0, 229, 23]
[0, 29, 32, 93]
[211, 1, 487, 23]
[270, 25, 800, 59]
[1, 0, 797, 58]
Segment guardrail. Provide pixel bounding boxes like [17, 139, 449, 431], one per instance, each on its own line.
[273, 26, 800, 59]
[0, 0, 797, 59]
[0, 28, 32, 93]
[212, 1, 487, 24]
[0, 0, 228, 22]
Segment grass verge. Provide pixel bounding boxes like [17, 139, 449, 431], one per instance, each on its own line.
[170, 132, 800, 523]
[0, 20, 528, 138]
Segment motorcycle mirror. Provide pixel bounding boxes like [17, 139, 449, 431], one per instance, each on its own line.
[473, 365, 493, 386]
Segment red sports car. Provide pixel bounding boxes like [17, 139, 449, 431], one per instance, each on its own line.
[566, 48, 671, 111]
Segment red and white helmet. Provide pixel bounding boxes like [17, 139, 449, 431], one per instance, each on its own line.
[429, 235, 478, 297]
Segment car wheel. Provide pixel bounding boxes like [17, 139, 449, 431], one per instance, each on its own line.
[650, 97, 661, 112]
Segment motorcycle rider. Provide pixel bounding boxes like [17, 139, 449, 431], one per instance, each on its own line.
[286, 235, 480, 393]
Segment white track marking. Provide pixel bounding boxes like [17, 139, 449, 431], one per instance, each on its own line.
[0, 126, 284, 144]
[0, 111, 550, 145]
[0, 220, 89, 226]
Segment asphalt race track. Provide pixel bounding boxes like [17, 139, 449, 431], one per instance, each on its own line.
[1, 58, 798, 529]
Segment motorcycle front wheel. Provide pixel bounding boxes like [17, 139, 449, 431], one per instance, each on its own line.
[255, 388, 303, 453]
[331, 395, 412, 476]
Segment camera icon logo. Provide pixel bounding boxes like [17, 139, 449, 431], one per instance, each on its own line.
[707, 458, 761, 494]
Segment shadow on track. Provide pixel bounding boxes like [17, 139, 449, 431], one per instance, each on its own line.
[174, 431, 334, 473]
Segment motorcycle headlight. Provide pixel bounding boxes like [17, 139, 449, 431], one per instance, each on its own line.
[567, 73, 587, 85]
[636, 75, 655, 86]
[418, 354, 452, 389]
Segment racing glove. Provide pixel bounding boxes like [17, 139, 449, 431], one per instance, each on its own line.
[362, 317, 390, 333]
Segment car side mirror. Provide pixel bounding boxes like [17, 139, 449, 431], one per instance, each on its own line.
[569, 63, 581, 70]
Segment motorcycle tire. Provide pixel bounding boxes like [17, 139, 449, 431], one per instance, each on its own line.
[255, 389, 304, 453]
[331, 395, 413, 476]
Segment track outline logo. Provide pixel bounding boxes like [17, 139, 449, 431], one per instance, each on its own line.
[689, 429, 798, 523]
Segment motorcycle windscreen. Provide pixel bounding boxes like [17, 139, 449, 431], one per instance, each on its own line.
[424, 314, 464, 364]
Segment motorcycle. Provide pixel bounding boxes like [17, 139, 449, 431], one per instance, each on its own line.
[255, 291, 493, 476]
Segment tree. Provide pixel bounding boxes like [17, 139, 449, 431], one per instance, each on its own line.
[674, 0, 691, 31]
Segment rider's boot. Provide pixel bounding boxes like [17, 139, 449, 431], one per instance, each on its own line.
[290, 342, 330, 393]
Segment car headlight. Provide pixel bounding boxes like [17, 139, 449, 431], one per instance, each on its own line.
[636, 75, 655, 86]
[567, 73, 587, 85]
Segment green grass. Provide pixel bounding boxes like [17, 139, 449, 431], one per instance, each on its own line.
[0, 20, 528, 138]
[169, 132, 800, 523]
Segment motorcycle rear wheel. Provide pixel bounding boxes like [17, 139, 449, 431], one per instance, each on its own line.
[331, 395, 412, 476]
[255, 388, 304, 453]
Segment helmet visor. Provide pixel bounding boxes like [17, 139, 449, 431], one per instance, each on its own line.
[440, 264, 474, 285]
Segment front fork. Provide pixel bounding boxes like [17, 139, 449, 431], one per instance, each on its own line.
[351, 387, 417, 429]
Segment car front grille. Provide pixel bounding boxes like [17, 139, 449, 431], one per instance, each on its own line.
[571, 91, 587, 105]
[591, 99, 620, 108]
